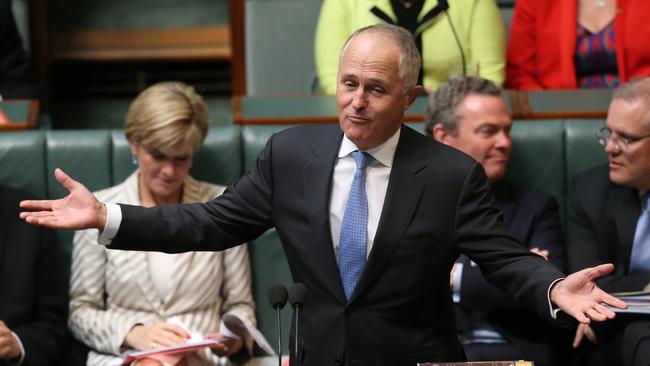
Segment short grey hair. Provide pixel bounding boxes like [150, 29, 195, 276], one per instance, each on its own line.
[612, 78, 650, 129]
[339, 24, 421, 89]
[424, 76, 501, 137]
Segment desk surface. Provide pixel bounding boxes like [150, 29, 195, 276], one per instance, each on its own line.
[232, 89, 612, 124]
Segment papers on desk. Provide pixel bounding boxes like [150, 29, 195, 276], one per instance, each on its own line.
[119, 314, 275, 365]
[120, 340, 222, 365]
[604, 291, 650, 314]
[220, 314, 276, 356]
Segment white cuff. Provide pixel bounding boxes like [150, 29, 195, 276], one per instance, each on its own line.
[9, 331, 25, 365]
[452, 262, 464, 303]
[547, 277, 565, 319]
[97, 203, 122, 246]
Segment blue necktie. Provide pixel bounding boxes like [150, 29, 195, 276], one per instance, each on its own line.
[339, 151, 374, 300]
[630, 193, 650, 273]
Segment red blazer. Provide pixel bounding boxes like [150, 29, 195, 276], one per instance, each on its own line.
[505, 0, 650, 90]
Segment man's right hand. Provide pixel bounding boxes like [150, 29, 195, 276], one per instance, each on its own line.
[19, 168, 107, 230]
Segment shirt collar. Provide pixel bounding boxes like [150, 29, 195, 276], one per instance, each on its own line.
[338, 127, 401, 168]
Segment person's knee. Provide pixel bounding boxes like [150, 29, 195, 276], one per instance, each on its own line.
[622, 321, 650, 366]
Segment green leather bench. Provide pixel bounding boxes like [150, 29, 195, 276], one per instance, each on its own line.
[0, 120, 608, 362]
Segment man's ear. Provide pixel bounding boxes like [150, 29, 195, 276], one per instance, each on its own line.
[432, 124, 449, 143]
[404, 85, 424, 109]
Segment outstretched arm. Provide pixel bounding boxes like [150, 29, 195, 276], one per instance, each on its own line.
[20, 168, 107, 230]
[550, 263, 627, 323]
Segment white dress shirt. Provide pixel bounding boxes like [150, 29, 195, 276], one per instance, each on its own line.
[329, 129, 399, 260]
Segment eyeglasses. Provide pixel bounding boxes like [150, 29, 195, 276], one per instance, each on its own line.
[596, 126, 650, 151]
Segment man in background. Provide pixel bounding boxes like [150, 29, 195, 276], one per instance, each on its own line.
[568, 77, 650, 366]
[0, 185, 66, 365]
[426, 75, 568, 365]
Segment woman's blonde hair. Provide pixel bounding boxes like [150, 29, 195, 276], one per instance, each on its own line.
[125, 81, 209, 153]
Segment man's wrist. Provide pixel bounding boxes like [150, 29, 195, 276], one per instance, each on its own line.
[96, 201, 107, 229]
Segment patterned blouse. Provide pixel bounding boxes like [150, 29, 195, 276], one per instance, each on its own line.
[574, 20, 619, 88]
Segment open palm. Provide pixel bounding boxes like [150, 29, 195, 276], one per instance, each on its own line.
[551, 263, 627, 323]
[20, 168, 106, 230]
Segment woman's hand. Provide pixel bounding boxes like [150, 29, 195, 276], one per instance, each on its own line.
[205, 332, 244, 358]
[124, 322, 189, 351]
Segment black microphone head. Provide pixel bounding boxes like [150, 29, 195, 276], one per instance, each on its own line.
[267, 284, 288, 309]
[288, 283, 308, 308]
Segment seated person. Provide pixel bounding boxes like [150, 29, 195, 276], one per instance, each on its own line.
[68, 82, 256, 366]
[506, 0, 650, 89]
[0, 0, 37, 99]
[315, 0, 505, 94]
[0, 185, 66, 365]
[568, 77, 650, 366]
[426, 75, 567, 366]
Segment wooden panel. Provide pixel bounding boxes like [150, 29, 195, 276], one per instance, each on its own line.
[0, 100, 40, 131]
[230, 0, 246, 96]
[232, 90, 611, 125]
[52, 26, 231, 61]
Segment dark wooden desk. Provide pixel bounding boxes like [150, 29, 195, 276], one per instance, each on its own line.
[232, 89, 611, 125]
[0, 100, 39, 131]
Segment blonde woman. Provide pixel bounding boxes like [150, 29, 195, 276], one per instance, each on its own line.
[68, 82, 255, 366]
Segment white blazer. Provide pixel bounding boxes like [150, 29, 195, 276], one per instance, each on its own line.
[69, 171, 255, 366]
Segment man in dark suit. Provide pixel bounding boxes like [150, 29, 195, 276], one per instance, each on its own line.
[427, 76, 567, 366]
[21, 24, 625, 366]
[0, 185, 66, 365]
[568, 78, 650, 366]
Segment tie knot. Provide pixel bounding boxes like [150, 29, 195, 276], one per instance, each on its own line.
[352, 151, 374, 171]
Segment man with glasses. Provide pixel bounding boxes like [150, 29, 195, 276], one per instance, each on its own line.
[568, 78, 650, 366]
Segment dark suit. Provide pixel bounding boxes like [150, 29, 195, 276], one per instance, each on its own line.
[455, 180, 567, 366]
[568, 164, 650, 366]
[0, 0, 37, 99]
[0, 186, 66, 366]
[111, 125, 565, 366]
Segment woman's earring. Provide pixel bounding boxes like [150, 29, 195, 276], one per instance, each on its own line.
[132, 155, 138, 166]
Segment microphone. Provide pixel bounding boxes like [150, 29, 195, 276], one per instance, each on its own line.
[288, 283, 308, 366]
[267, 284, 288, 366]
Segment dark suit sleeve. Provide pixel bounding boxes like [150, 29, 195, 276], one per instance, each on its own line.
[112, 132, 276, 252]
[567, 176, 650, 292]
[455, 163, 564, 321]
[458, 192, 565, 312]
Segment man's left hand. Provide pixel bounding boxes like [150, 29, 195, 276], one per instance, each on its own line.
[0, 320, 21, 360]
[550, 263, 627, 323]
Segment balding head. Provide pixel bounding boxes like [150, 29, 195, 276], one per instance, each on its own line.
[339, 24, 421, 90]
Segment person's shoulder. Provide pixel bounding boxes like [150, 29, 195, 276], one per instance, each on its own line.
[571, 164, 610, 186]
[93, 181, 127, 202]
[184, 176, 225, 201]
[400, 125, 476, 166]
[496, 180, 557, 209]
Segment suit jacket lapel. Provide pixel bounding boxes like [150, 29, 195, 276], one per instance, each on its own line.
[350, 126, 426, 303]
[302, 126, 346, 303]
[609, 184, 641, 272]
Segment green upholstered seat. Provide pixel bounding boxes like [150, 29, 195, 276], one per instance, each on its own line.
[564, 119, 608, 180]
[0, 131, 47, 198]
[506, 120, 565, 220]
